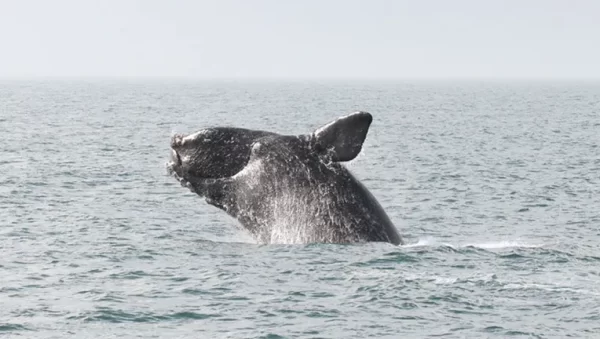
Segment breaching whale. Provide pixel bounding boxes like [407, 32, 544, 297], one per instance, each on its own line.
[167, 111, 402, 245]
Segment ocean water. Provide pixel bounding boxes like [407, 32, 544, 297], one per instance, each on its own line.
[1, 79, 599, 338]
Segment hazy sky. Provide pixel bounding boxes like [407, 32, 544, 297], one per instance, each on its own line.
[1, 0, 598, 79]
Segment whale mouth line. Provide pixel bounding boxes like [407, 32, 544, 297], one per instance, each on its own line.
[166, 149, 188, 187]
[170, 149, 182, 166]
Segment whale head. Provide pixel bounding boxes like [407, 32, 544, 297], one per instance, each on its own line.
[167, 127, 275, 181]
[167, 111, 373, 190]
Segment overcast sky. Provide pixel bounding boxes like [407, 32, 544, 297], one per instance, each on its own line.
[0, 0, 598, 79]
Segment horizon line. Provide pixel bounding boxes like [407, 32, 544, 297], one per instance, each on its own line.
[2, 75, 600, 83]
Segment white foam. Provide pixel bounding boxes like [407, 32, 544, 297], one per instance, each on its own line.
[400, 236, 441, 248]
[501, 283, 600, 296]
[401, 237, 549, 250]
[434, 277, 458, 284]
[461, 241, 546, 250]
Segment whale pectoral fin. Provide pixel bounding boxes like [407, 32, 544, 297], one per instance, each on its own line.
[312, 111, 373, 162]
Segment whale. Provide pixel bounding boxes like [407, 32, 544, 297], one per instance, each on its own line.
[167, 111, 402, 245]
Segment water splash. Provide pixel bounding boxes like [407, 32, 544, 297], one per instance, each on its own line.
[401, 236, 441, 248]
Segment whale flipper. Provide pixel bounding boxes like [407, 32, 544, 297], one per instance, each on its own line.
[312, 111, 373, 162]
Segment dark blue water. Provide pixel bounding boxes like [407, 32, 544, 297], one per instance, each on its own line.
[1, 79, 599, 338]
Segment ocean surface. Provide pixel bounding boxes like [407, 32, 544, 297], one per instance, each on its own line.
[1, 79, 599, 338]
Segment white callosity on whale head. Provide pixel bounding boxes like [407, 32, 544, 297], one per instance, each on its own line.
[174, 129, 210, 146]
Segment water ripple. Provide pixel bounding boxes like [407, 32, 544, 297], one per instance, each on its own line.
[1, 80, 599, 338]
